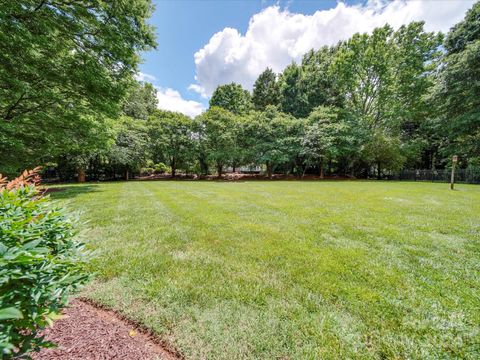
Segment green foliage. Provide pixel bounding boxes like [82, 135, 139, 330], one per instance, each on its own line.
[252, 68, 280, 110]
[243, 106, 302, 176]
[209, 83, 252, 115]
[123, 82, 158, 120]
[141, 161, 171, 176]
[107, 117, 150, 177]
[445, 2, 480, 54]
[278, 63, 308, 118]
[0, 182, 89, 357]
[148, 111, 194, 177]
[302, 107, 357, 177]
[0, 0, 156, 172]
[333, 23, 442, 131]
[196, 107, 237, 176]
[363, 131, 406, 178]
[197, 106, 235, 177]
[301, 47, 344, 112]
[434, 2, 480, 166]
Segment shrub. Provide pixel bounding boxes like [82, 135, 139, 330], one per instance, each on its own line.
[153, 162, 170, 174]
[0, 169, 90, 357]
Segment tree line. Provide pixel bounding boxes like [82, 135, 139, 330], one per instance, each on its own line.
[1, 1, 479, 181]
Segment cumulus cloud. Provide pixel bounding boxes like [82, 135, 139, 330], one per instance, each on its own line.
[134, 72, 157, 83]
[156, 87, 205, 118]
[190, 0, 475, 97]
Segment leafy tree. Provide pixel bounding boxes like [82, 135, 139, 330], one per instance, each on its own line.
[197, 107, 236, 177]
[278, 63, 308, 118]
[445, 2, 480, 54]
[244, 106, 302, 177]
[209, 83, 252, 114]
[123, 82, 158, 120]
[302, 107, 354, 178]
[107, 117, 150, 180]
[434, 2, 480, 166]
[332, 23, 442, 131]
[363, 131, 405, 179]
[148, 110, 194, 177]
[301, 47, 343, 113]
[252, 68, 280, 110]
[0, 0, 156, 172]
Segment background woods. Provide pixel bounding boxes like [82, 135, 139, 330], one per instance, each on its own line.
[1, 2, 479, 181]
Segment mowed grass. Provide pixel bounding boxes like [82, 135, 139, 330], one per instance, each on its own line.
[51, 181, 480, 359]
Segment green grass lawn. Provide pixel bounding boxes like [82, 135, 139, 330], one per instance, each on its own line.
[51, 181, 480, 359]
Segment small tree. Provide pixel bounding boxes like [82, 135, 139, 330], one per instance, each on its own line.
[148, 111, 194, 177]
[302, 107, 352, 178]
[198, 107, 236, 177]
[244, 106, 301, 178]
[363, 131, 406, 179]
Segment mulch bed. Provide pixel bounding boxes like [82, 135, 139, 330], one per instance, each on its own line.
[137, 173, 355, 181]
[32, 299, 179, 360]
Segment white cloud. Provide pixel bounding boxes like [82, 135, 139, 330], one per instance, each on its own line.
[188, 84, 208, 99]
[156, 87, 205, 118]
[134, 72, 157, 82]
[190, 0, 475, 97]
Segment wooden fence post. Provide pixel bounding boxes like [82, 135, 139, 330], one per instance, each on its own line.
[450, 155, 458, 190]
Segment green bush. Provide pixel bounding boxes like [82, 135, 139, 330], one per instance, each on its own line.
[0, 173, 90, 357]
[153, 162, 170, 174]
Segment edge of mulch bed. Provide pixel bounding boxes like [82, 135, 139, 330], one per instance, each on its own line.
[77, 297, 183, 360]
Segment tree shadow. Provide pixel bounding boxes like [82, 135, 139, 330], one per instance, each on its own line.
[43, 185, 102, 200]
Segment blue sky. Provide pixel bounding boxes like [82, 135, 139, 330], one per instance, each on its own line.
[137, 0, 475, 117]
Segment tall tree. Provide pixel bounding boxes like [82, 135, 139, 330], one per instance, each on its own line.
[434, 2, 480, 167]
[123, 82, 158, 120]
[278, 63, 308, 118]
[0, 0, 156, 172]
[209, 83, 252, 115]
[301, 47, 343, 113]
[332, 23, 442, 132]
[252, 68, 279, 110]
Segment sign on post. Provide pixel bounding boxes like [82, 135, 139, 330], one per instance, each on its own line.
[451, 155, 458, 190]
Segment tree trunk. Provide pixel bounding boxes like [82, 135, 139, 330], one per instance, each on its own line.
[200, 157, 208, 176]
[125, 169, 129, 181]
[266, 162, 273, 178]
[78, 168, 86, 183]
[377, 163, 381, 180]
[232, 164, 236, 173]
[319, 159, 324, 179]
[171, 158, 176, 178]
[217, 163, 223, 178]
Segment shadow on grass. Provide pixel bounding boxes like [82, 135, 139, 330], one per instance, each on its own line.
[44, 185, 102, 200]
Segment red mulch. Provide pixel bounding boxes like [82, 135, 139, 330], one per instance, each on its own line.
[137, 173, 355, 181]
[31, 299, 179, 360]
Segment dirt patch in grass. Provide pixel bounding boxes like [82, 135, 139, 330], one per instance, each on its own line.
[32, 299, 180, 360]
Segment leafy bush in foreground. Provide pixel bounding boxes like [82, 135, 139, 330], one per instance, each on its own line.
[0, 169, 90, 358]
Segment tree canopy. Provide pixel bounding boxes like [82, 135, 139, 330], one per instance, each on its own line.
[209, 83, 252, 114]
[0, 0, 156, 173]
